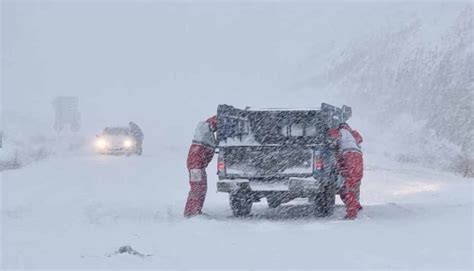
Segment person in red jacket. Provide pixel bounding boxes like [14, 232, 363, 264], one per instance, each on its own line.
[328, 123, 364, 220]
[184, 116, 217, 217]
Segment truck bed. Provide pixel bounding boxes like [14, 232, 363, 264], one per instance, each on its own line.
[220, 146, 316, 179]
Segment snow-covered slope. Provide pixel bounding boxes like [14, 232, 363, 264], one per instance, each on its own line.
[298, 3, 473, 175]
[0, 111, 85, 171]
[2, 150, 472, 269]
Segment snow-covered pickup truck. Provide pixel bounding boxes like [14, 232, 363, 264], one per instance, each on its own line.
[215, 103, 352, 217]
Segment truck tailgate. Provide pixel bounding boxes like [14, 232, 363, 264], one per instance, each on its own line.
[222, 146, 314, 178]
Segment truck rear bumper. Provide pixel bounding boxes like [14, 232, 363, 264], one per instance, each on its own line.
[217, 177, 324, 195]
[217, 179, 249, 193]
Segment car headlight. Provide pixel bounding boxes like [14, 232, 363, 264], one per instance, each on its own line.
[96, 138, 107, 149]
[123, 139, 134, 148]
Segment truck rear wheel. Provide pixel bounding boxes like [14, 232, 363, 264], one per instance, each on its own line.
[229, 190, 252, 217]
[311, 189, 336, 217]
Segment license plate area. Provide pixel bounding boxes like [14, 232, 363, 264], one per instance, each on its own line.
[249, 180, 290, 191]
[289, 177, 321, 192]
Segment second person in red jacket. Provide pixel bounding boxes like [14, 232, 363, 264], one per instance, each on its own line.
[328, 123, 364, 220]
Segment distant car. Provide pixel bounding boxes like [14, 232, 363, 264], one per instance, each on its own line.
[95, 127, 139, 155]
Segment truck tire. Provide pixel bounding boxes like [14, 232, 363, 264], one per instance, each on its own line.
[229, 190, 252, 217]
[311, 189, 336, 217]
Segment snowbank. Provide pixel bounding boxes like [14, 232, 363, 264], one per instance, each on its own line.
[0, 111, 84, 171]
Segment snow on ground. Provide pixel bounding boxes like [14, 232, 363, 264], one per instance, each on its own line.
[1, 149, 473, 270]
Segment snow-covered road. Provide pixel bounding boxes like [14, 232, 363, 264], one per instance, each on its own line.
[1, 150, 472, 270]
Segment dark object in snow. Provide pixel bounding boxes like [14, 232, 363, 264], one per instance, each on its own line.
[109, 245, 152, 258]
[0, 151, 22, 172]
[216, 103, 351, 217]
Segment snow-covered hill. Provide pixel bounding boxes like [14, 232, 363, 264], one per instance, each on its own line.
[2, 150, 472, 269]
[298, 4, 473, 175]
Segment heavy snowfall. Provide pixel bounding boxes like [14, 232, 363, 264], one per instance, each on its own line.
[1, 1, 473, 270]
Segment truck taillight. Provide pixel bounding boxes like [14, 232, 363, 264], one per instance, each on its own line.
[218, 161, 225, 172]
[315, 158, 323, 170]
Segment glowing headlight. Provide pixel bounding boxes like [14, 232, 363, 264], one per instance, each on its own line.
[123, 139, 134, 148]
[96, 138, 107, 149]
